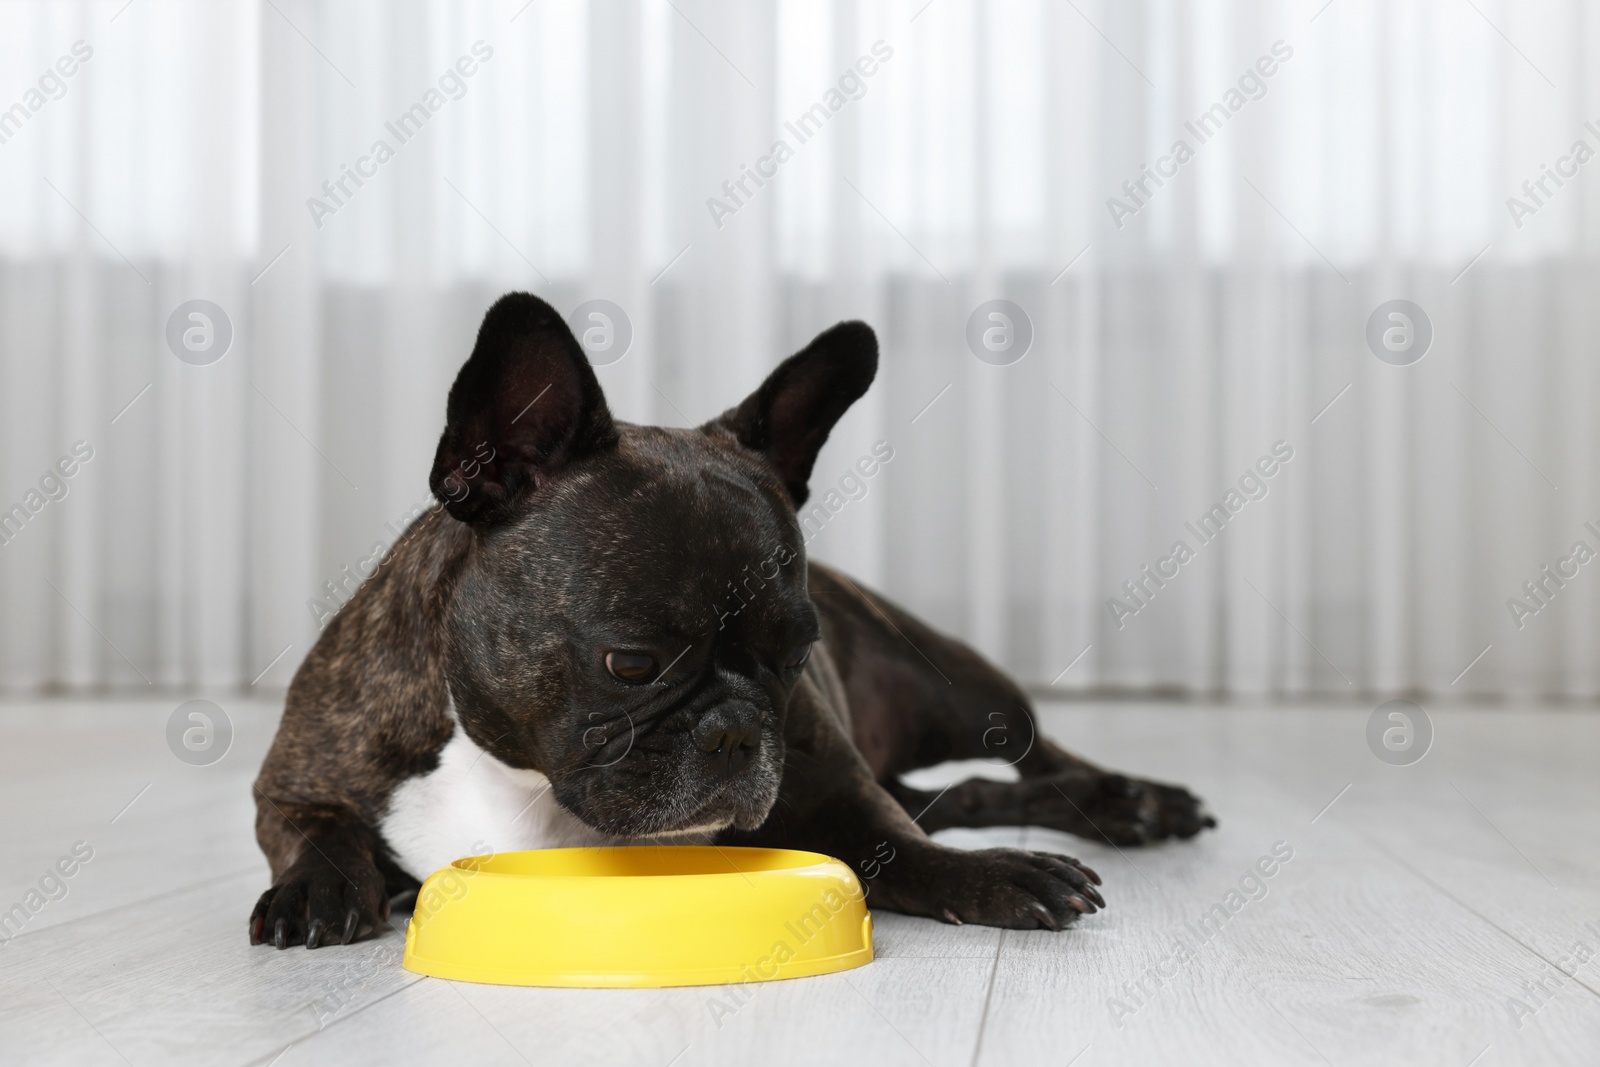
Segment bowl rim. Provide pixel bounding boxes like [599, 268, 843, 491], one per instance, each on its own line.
[446, 844, 849, 883]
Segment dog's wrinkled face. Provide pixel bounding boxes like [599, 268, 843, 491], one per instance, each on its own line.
[429, 294, 876, 838]
[445, 434, 817, 836]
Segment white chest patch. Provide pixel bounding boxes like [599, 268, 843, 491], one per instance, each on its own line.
[379, 716, 713, 880]
[380, 725, 613, 880]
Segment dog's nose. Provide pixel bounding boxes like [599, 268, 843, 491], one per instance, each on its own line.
[692, 707, 761, 774]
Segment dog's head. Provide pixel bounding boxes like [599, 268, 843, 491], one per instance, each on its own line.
[429, 293, 876, 838]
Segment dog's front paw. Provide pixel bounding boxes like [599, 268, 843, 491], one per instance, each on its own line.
[1079, 774, 1215, 845]
[250, 857, 387, 950]
[882, 845, 1105, 931]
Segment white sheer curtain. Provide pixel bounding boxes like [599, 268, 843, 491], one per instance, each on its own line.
[1, 0, 1596, 699]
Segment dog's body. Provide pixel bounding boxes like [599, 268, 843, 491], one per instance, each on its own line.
[251, 293, 1212, 949]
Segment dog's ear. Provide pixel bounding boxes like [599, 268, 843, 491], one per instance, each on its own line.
[430, 293, 617, 524]
[707, 321, 878, 507]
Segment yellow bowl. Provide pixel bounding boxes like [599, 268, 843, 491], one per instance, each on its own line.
[402, 845, 873, 988]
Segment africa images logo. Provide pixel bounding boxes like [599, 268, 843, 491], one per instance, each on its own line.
[706, 41, 894, 229]
[305, 42, 494, 229]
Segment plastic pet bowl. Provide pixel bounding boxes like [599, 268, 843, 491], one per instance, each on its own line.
[402, 845, 873, 988]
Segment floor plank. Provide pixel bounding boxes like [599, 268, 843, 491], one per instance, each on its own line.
[0, 699, 278, 938]
[2, 699, 1597, 1066]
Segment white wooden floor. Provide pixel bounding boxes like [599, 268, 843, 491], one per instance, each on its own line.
[1, 698, 1597, 1067]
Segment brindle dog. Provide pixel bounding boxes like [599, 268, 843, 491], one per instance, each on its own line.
[250, 292, 1213, 950]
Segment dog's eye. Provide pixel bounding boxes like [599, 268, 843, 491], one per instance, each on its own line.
[782, 642, 813, 671]
[605, 651, 658, 683]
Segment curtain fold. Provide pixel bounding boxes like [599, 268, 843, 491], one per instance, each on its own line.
[0, 0, 1595, 699]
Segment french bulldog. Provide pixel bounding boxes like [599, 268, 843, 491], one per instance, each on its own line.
[250, 292, 1214, 950]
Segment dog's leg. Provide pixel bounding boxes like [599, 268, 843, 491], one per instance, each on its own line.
[893, 731, 1215, 844]
[810, 564, 1215, 844]
[888, 755, 1216, 845]
[726, 670, 1105, 930]
[738, 766, 1106, 930]
[250, 798, 409, 949]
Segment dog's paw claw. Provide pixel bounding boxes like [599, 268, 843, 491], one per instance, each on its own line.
[892, 847, 1104, 931]
[1081, 775, 1215, 846]
[250, 859, 386, 950]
